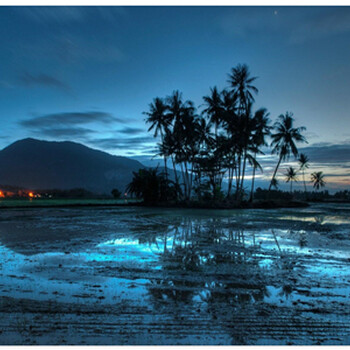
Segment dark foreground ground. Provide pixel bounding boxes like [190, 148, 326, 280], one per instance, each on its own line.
[0, 203, 349, 345]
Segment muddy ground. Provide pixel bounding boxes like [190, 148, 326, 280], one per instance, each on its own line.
[0, 203, 349, 345]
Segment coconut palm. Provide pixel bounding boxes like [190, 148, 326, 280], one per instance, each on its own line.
[298, 153, 310, 193]
[311, 171, 326, 190]
[202, 86, 224, 138]
[269, 112, 307, 191]
[285, 167, 298, 193]
[144, 97, 171, 183]
[249, 108, 271, 201]
[271, 178, 279, 190]
[227, 64, 258, 112]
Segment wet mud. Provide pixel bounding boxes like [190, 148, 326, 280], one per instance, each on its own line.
[0, 203, 349, 344]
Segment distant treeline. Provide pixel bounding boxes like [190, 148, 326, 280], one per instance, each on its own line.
[255, 188, 350, 202]
[0, 186, 110, 199]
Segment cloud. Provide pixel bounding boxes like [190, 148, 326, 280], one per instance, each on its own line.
[20, 111, 122, 129]
[19, 72, 70, 93]
[19, 111, 129, 140]
[89, 136, 155, 150]
[118, 127, 144, 135]
[31, 127, 95, 138]
[299, 143, 350, 164]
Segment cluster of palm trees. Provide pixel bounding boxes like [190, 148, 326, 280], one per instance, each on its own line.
[141, 63, 320, 202]
[284, 153, 326, 193]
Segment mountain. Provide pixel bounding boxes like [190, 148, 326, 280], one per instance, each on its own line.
[0, 138, 145, 194]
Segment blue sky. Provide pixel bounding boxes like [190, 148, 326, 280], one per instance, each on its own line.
[0, 6, 349, 190]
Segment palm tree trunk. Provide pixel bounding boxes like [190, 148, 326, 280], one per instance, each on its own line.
[180, 162, 187, 198]
[249, 154, 257, 202]
[227, 167, 233, 198]
[171, 155, 179, 200]
[236, 155, 241, 199]
[160, 129, 168, 184]
[240, 151, 247, 198]
[268, 154, 283, 191]
[189, 158, 195, 200]
[184, 162, 190, 200]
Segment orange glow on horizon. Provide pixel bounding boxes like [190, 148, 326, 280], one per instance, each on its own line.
[0, 191, 4, 198]
[28, 192, 34, 198]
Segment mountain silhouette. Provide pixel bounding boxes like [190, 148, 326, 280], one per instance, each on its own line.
[0, 138, 145, 194]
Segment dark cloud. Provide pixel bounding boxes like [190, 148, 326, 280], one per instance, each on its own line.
[19, 111, 128, 141]
[20, 111, 122, 129]
[89, 136, 155, 150]
[323, 172, 350, 178]
[118, 127, 144, 135]
[32, 127, 94, 138]
[19, 72, 70, 93]
[254, 142, 350, 172]
[299, 143, 350, 164]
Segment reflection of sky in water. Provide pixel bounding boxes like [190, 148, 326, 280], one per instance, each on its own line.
[0, 204, 349, 345]
[279, 215, 350, 225]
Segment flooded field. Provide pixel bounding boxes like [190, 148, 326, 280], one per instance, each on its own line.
[0, 203, 349, 345]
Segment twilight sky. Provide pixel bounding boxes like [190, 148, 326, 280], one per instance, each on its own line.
[0, 6, 349, 190]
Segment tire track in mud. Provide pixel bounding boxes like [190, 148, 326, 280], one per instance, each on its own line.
[0, 294, 349, 344]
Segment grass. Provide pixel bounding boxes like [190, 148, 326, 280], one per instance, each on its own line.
[0, 198, 141, 208]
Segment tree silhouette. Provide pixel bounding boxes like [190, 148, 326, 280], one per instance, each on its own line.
[311, 171, 326, 190]
[285, 166, 298, 193]
[249, 108, 271, 201]
[202, 86, 224, 138]
[269, 112, 307, 191]
[141, 65, 309, 204]
[144, 98, 171, 185]
[126, 168, 176, 204]
[227, 63, 258, 111]
[298, 153, 310, 193]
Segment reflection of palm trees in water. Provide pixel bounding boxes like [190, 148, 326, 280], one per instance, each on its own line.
[130, 217, 299, 344]
[145, 219, 271, 307]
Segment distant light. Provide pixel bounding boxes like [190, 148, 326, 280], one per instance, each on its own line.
[28, 192, 34, 198]
[0, 191, 4, 198]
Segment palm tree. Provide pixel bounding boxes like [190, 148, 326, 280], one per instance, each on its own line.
[126, 168, 174, 204]
[161, 130, 180, 197]
[202, 86, 224, 138]
[227, 64, 258, 112]
[311, 171, 326, 190]
[227, 64, 258, 200]
[298, 153, 309, 193]
[285, 167, 298, 193]
[271, 178, 279, 190]
[166, 91, 197, 200]
[269, 112, 307, 191]
[249, 108, 271, 201]
[144, 97, 171, 183]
